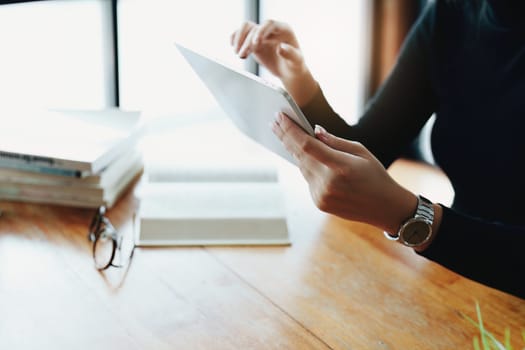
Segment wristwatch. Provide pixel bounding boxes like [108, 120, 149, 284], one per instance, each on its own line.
[384, 195, 434, 248]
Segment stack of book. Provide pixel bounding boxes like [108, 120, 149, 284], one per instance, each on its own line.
[0, 108, 145, 208]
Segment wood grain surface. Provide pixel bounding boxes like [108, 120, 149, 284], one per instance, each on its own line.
[0, 159, 523, 350]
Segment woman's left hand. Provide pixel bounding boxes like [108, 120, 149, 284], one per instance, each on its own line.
[271, 112, 417, 234]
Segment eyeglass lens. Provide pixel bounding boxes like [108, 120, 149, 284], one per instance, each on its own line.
[89, 206, 134, 271]
[93, 227, 117, 270]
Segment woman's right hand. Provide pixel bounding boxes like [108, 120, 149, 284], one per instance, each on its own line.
[230, 20, 318, 106]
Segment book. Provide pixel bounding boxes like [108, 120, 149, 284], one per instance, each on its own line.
[0, 161, 89, 177]
[0, 150, 144, 208]
[136, 164, 290, 246]
[0, 149, 141, 187]
[0, 108, 144, 175]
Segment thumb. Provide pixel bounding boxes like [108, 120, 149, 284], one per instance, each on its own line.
[277, 42, 303, 65]
[314, 125, 369, 158]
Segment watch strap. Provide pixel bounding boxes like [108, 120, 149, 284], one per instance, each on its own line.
[383, 195, 434, 241]
[415, 195, 434, 225]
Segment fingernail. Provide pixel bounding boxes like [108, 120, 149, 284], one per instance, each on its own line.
[314, 124, 326, 134]
[275, 112, 283, 123]
[314, 125, 328, 139]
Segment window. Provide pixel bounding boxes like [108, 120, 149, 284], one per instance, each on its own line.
[117, 0, 246, 119]
[0, 0, 114, 109]
[0, 0, 370, 125]
[259, 0, 371, 124]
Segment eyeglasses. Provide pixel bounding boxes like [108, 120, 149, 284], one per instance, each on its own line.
[88, 206, 135, 271]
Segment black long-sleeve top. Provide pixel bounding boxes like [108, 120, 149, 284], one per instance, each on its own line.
[301, 0, 525, 299]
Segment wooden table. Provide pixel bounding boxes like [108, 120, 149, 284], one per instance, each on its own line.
[1, 157, 524, 349]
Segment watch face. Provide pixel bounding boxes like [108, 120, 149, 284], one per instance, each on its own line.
[401, 220, 431, 246]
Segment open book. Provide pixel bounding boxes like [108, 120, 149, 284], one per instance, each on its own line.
[136, 162, 290, 246]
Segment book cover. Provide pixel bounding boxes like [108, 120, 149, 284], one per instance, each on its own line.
[0, 154, 144, 208]
[0, 149, 141, 187]
[0, 108, 144, 174]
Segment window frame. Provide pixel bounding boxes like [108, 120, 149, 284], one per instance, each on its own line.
[0, 0, 261, 108]
[1, 0, 370, 117]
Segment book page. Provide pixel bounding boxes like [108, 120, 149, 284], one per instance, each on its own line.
[137, 181, 290, 246]
[145, 161, 278, 183]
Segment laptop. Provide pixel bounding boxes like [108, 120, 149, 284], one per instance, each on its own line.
[175, 42, 315, 165]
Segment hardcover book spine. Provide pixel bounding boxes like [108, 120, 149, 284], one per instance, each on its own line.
[0, 159, 85, 177]
[0, 151, 88, 172]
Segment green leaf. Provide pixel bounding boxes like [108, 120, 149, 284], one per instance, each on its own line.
[476, 302, 491, 350]
[474, 336, 481, 350]
[504, 328, 513, 350]
[464, 301, 523, 350]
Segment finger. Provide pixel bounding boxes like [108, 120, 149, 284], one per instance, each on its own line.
[229, 30, 239, 47]
[275, 113, 343, 167]
[277, 42, 303, 65]
[250, 25, 261, 45]
[270, 114, 306, 161]
[249, 26, 266, 54]
[271, 120, 321, 179]
[238, 27, 257, 58]
[233, 21, 255, 54]
[254, 19, 280, 43]
[314, 125, 370, 158]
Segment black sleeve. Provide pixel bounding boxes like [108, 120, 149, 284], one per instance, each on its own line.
[301, 3, 438, 167]
[302, 2, 525, 299]
[419, 207, 525, 299]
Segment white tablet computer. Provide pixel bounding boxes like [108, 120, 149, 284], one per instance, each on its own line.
[175, 43, 315, 164]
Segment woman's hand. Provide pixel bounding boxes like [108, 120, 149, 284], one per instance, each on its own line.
[271, 112, 418, 235]
[230, 20, 317, 106]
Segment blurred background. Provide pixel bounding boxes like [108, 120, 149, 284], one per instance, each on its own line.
[0, 0, 431, 162]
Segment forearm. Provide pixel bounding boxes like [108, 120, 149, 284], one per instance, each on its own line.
[280, 67, 319, 108]
[417, 207, 525, 298]
[301, 3, 438, 169]
[385, 190, 524, 299]
[300, 84, 355, 137]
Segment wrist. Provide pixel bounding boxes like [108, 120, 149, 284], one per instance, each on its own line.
[382, 188, 442, 251]
[382, 187, 418, 235]
[281, 68, 318, 107]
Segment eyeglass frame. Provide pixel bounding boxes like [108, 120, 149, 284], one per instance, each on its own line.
[88, 205, 135, 270]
